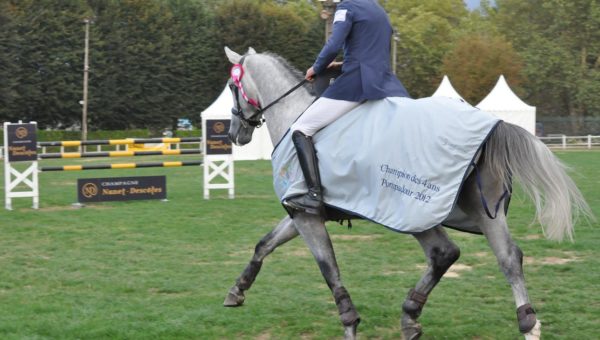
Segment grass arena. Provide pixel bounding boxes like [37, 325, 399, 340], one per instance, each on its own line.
[0, 151, 598, 339]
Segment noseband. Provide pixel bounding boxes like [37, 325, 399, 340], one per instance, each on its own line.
[229, 55, 307, 129]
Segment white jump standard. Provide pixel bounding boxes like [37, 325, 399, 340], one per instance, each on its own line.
[3, 122, 39, 210]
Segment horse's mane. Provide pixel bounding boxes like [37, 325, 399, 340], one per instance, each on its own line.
[260, 52, 316, 95]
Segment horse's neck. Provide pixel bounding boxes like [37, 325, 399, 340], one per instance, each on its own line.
[249, 55, 314, 145]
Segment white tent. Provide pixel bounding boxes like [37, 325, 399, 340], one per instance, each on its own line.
[201, 86, 273, 160]
[432, 75, 467, 103]
[476, 75, 536, 135]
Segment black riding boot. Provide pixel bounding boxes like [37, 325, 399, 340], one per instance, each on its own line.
[283, 131, 324, 215]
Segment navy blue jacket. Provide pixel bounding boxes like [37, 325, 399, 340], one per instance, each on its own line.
[313, 0, 410, 101]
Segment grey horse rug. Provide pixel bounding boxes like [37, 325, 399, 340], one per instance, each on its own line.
[272, 96, 500, 233]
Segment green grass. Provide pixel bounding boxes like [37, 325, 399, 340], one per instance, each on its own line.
[0, 152, 598, 339]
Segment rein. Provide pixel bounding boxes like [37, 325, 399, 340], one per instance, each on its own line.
[230, 56, 307, 128]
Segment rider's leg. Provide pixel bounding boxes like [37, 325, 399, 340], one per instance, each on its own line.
[290, 97, 361, 137]
[283, 97, 360, 215]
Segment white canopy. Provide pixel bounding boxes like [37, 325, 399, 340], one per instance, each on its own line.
[201, 86, 273, 160]
[432, 75, 467, 103]
[476, 75, 536, 135]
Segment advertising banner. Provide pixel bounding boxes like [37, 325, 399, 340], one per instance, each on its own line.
[205, 119, 233, 155]
[77, 176, 166, 203]
[6, 123, 37, 162]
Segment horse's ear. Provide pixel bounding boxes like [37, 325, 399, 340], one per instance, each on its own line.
[224, 46, 242, 64]
[247, 47, 257, 55]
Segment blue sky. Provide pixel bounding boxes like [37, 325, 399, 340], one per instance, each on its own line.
[464, 0, 481, 10]
[464, 0, 496, 10]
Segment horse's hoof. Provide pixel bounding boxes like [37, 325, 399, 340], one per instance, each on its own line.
[524, 320, 541, 340]
[401, 314, 422, 340]
[223, 286, 245, 307]
[343, 322, 358, 340]
[517, 304, 537, 333]
[401, 326, 422, 340]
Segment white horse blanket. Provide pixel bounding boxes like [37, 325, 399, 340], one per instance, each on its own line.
[272, 96, 500, 233]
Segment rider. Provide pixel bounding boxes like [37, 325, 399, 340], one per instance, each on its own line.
[283, 0, 410, 215]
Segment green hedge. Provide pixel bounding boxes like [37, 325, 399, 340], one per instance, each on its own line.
[172, 130, 202, 138]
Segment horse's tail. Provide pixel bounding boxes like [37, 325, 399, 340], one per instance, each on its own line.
[485, 122, 592, 241]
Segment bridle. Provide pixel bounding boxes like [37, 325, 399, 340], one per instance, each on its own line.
[229, 55, 307, 129]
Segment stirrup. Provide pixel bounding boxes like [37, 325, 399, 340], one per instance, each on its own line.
[282, 192, 323, 215]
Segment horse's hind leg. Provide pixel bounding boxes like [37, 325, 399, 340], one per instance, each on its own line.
[401, 225, 460, 340]
[224, 215, 298, 307]
[459, 174, 541, 338]
[293, 212, 360, 340]
[480, 216, 541, 339]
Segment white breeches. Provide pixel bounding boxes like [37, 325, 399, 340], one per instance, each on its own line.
[290, 97, 360, 136]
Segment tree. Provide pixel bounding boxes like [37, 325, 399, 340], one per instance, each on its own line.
[491, 0, 600, 118]
[163, 0, 224, 128]
[441, 34, 524, 104]
[0, 1, 19, 123]
[1, 0, 89, 128]
[383, 0, 468, 98]
[86, 0, 176, 129]
[85, 0, 225, 130]
[214, 0, 323, 72]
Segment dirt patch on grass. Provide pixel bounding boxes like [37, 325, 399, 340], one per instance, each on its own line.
[331, 234, 381, 241]
[523, 234, 543, 240]
[445, 263, 472, 278]
[255, 331, 272, 340]
[27, 206, 73, 212]
[300, 333, 314, 340]
[230, 194, 275, 200]
[220, 260, 247, 266]
[82, 204, 113, 210]
[288, 247, 310, 257]
[148, 287, 190, 296]
[382, 269, 406, 276]
[228, 249, 253, 258]
[524, 254, 580, 265]
[416, 263, 472, 278]
[188, 260, 212, 266]
[24, 204, 113, 212]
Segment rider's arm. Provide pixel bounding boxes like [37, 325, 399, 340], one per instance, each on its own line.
[312, 3, 353, 75]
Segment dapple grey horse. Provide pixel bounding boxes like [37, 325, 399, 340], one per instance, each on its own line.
[222, 47, 591, 339]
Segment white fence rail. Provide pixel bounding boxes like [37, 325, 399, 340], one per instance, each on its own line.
[538, 135, 600, 149]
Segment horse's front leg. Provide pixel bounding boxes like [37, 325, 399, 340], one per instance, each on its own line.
[224, 215, 298, 307]
[293, 212, 360, 340]
[401, 225, 461, 340]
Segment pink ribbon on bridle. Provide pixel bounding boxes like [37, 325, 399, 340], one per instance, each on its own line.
[230, 64, 261, 109]
[228, 59, 307, 129]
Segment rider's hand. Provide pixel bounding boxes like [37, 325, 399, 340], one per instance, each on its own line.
[305, 66, 316, 81]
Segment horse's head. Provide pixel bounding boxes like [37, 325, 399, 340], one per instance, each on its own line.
[224, 46, 263, 146]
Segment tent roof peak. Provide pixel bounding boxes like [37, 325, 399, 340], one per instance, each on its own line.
[432, 75, 467, 103]
[476, 75, 534, 111]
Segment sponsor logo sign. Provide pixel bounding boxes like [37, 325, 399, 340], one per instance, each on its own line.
[6, 123, 37, 162]
[77, 176, 166, 203]
[205, 119, 232, 155]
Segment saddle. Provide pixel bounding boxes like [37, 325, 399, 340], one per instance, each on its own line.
[313, 68, 342, 98]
